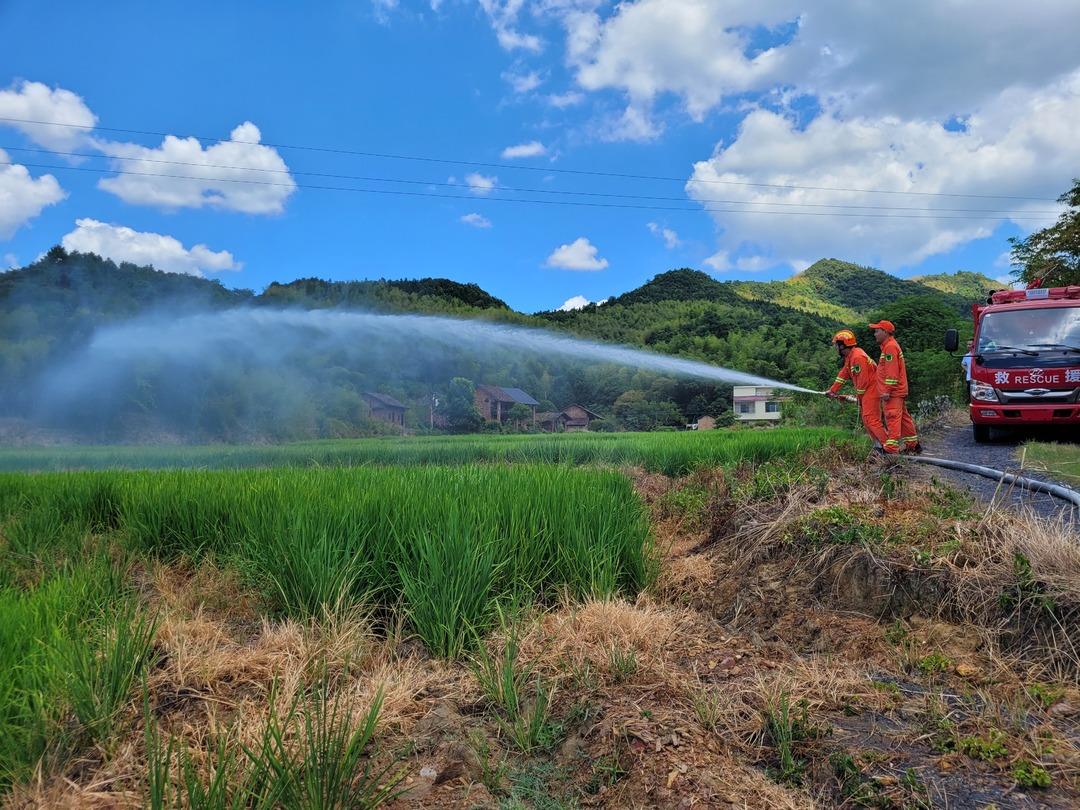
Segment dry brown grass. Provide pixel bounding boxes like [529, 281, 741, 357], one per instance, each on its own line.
[516, 596, 698, 683]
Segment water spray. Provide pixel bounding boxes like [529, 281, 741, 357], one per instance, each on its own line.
[51, 308, 824, 395]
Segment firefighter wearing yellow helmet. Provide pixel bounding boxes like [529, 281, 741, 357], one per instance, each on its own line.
[825, 329, 888, 448]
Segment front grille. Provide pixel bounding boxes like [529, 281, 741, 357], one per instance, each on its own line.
[997, 387, 1080, 404]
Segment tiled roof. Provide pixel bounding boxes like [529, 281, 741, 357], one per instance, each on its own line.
[362, 392, 406, 409]
[501, 387, 540, 406]
[478, 385, 539, 406]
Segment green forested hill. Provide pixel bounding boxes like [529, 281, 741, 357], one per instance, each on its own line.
[261, 276, 510, 312]
[912, 270, 1000, 300]
[730, 258, 979, 321]
[1, 248, 974, 441]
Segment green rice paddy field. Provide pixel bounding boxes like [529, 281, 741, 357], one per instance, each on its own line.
[0, 425, 848, 476]
[0, 427, 853, 798]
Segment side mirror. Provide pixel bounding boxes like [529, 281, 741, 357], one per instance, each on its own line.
[944, 329, 959, 352]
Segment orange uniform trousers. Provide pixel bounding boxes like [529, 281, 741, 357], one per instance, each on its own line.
[857, 389, 888, 446]
[882, 396, 918, 454]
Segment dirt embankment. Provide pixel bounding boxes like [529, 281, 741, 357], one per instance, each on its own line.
[14, 451, 1080, 809]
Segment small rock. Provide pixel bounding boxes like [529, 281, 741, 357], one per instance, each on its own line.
[1049, 700, 1075, 717]
[434, 760, 465, 785]
[559, 734, 587, 764]
[419, 765, 438, 780]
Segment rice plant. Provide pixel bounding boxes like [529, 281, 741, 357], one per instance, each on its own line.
[0, 427, 852, 476]
[242, 683, 404, 810]
[0, 552, 127, 789]
[64, 602, 159, 747]
[1, 465, 654, 659]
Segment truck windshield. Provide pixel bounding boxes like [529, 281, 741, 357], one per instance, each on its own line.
[977, 307, 1080, 353]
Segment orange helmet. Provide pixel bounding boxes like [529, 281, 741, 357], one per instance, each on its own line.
[833, 329, 857, 347]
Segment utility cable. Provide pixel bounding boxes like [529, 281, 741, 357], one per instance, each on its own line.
[0, 115, 1061, 202]
[3, 159, 1054, 221]
[2, 145, 1063, 216]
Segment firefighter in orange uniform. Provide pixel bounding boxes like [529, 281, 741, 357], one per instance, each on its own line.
[869, 320, 921, 454]
[825, 330, 888, 448]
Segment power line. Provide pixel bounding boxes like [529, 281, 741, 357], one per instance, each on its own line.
[2, 145, 1064, 216]
[5, 159, 1054, 221]
[0, 115, 1061, 203]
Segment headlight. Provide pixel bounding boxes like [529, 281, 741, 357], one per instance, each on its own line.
[970, 382, 998, 402]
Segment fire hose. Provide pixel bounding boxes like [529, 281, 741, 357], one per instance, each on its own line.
[904, 455, 1080, 509]
[821, 391, 1080, 508]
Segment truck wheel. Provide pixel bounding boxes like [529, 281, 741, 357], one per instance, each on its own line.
[972, 423, 991, 444]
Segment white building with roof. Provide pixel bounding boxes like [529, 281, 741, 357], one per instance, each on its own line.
[732, 385, 786, 421]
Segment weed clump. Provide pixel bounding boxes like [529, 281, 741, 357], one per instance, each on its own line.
[788, 505, 887, 548]
[1012, 758, 1052, 789]
[917, 652, 952, 677]
[957, 729, 1008, 762]
[762, 692, 827, 785]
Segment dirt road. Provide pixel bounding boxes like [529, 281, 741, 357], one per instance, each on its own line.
[915, 415, 1077, 521]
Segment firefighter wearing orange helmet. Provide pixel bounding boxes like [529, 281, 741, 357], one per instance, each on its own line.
[825, 329, 888, 448]
[869, 320, 921, 454]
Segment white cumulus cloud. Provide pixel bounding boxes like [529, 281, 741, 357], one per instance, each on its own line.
[61, 219, 241, 277]
[95, 122, 296, 214]
[460, 212, 493, 228]
[3, 253, 17, 270]
[547, 91, 586, 108]
[465, 173, 498, 195]
[0, 148, 66, 239]
[479, 0, 543, 52]
[558, 295, 592, 311]
[541, 1, 1080, 139]
[557, 294, 609, 310]
[0, 80, 98, 152]
[687, 69, 1080, 270]
[501, 141, 547, 159]
[647, 221, 680, 249]
[503, 70, 543, 94]
[702, 251, 775, 273]
[545, 237, 608, 271]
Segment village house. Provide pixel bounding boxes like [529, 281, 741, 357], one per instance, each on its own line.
[361, 392, 407, 427]
[692, 415, 717, 430]
[537, 404, 602, 433]
[562, 404, 601, 432]
[731, 386, 787, 421]
[474, 385, 539, 423]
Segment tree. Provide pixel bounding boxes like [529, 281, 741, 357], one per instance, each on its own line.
[443, 377, 482, 432]
[1010, 179, 1080, 288]
[685, 394, 710, 421]
[614, 390, 684, 431]
[866, 295, 966, 352]
[44, 245, 68, 263]
[507, 402, 533, 427]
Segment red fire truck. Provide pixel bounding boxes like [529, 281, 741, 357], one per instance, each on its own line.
[946, 286, 1080, 443]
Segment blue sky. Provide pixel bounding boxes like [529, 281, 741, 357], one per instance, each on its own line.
[1, 0, 1078, 312]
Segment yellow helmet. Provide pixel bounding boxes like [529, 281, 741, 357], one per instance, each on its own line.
[833, 329, 857, 347]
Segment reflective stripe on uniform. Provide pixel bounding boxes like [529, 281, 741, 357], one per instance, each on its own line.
[903, 435, 918, 442]
[834, 377, 845, 384]
[855, 388, 866, 394]
[885, 378, 899, 384]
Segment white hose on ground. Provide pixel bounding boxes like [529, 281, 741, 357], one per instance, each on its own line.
[813, 389, 1080, 507]
[906, 455, 1080, 509]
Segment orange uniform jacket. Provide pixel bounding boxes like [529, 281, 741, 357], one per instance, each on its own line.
[875, 336, 909, 397]
[829, 346, 876, 396]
